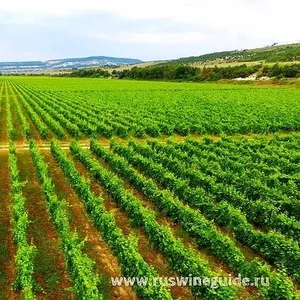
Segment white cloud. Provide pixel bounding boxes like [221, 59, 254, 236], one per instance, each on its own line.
[0, 0, 299, 61]
[1, 0, 299, 41]
[89, 32, 208, 44]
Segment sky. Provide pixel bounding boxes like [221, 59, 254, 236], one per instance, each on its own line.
[0, 0, 299, 62]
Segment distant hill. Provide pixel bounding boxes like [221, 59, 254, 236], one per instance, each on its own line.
[113, 43, 300, 82]
[1, 42, 300, 75]
[168, 43, 300, 65]
[0, 56, 143, 74]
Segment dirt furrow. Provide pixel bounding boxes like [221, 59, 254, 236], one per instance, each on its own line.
[16, 150, 72, 299]
[0, 151, 18, 299]
[42, 150, 137, 300]
[71, 150, 195, 299]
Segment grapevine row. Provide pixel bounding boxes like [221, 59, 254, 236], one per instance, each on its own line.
[16, 90, 48, 139]
[110, 142, 300, 281]
[177, 139, 300, 219]
[130, 140, 300, 240]
[69, 140, 237, 299]
[50, 140, 173, 300]
[28, 140, 102, 299]
[13, 86, 66, 139]
[11, 83, 81, 138]
[12, 96, 31, 139]
[90, 139, 296, 299]
[7, 93, 36, 299]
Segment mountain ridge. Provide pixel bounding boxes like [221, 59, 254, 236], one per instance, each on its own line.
[0, 56, 143, 73]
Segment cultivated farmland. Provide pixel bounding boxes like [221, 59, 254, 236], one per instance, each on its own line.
[0, 76, 300, 299]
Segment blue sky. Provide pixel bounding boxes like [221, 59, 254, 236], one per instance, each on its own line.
[1, 0, 299, 62]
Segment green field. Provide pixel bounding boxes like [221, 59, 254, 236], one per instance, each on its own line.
[0, 76, 300, 299]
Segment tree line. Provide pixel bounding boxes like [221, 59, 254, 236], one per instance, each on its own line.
[258, 63, 300, 79]
[117, 64, 261, 81]
[3, 62, 300, 81]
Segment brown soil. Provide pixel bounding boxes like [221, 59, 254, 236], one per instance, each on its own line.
[42, 150, 137, 300]
[0, 151, 18, 300]
[71, 151, 195, 299]
[16, 150, 73, 299]
[120, 148, 271, 264]
[71, 152, 133, 236]
[90, 151, 259, 296]
[92, 149, 233, 274]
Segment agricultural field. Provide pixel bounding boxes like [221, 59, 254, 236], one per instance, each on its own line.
[0, 76, 300, 300]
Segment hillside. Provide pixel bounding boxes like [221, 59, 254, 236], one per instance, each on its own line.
[111, 43, 300, 82]
[167, 43, 300, 65]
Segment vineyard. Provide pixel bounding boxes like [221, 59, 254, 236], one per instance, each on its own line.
[0, 76, 300, 300]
